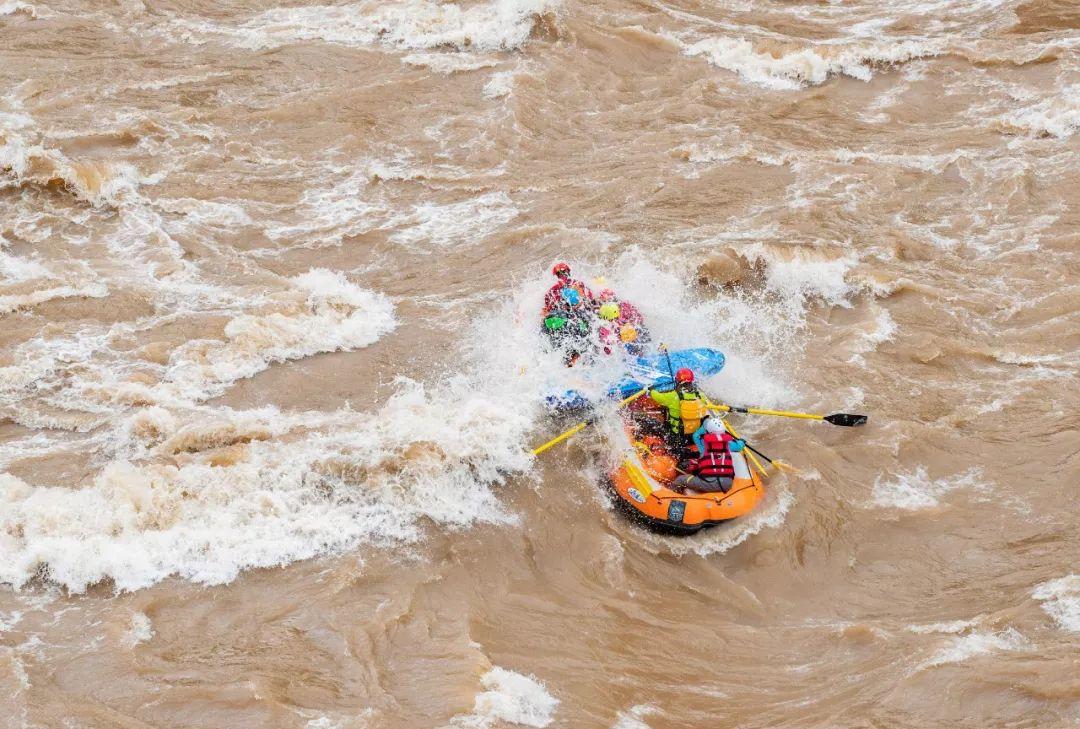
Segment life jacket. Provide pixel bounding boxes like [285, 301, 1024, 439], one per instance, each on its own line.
[692, 432, 735, 478]
[651, 387, 705, 435]
[678, 396, 706, 435]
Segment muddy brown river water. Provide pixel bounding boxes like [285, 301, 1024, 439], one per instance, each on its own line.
[1, 0, 1078, 726]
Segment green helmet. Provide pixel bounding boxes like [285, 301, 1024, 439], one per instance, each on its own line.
[544, 314, 568, 331]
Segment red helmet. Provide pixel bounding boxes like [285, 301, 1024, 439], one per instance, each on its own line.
[552, 262, 570, 277]
[674, 368, 695, 384]
[598, 288, 616, 301]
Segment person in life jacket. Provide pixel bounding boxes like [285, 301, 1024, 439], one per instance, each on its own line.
[542, 286, 593, 366]
[542, 263, 594, 316]
[646, 367, 708, 450]
[596, 289, 651, 355]
[673, 416, 746, 494]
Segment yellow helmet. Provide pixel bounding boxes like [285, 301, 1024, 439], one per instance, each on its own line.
[599, 303, 619, 321]
[619, 325, 638, 342]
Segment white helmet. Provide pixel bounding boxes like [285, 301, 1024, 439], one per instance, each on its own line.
[704, 417, 727, 435]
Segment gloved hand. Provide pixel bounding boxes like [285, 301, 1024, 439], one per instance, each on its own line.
[729, 439, 745, 452]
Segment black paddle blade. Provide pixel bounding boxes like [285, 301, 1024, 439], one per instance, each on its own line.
[825, 413, 868, 427]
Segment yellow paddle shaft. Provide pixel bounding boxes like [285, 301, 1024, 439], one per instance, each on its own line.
[707, 401, 801, 475]
[531, 388, 648, 456]
[707, 404, 824, 422]
[701, 396, 770, 477]
[531, 421, 588, 456]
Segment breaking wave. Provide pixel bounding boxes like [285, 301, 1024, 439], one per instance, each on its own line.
[870, 467, 986, 510]
[1032, 575, 1080, 632]
[1, 95, 145, 208]
[450, 667, 559, 728]
[172, 0, 560, 53]
[1000, 84, 1080, 138]
[683, 36, 941, 90]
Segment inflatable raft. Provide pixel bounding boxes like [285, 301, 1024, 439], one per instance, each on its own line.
[607, 417, 766, 534]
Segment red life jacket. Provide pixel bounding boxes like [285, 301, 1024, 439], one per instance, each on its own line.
[692, 432, 735, 478]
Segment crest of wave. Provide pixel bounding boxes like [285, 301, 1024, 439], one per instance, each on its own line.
[0, 94, 144, 208]
[871, 467, 986, 510]
[1032, 575, 1080, 633]
[1001, 84, 1080, 139]
[0, 238, 109, 315]
[450, 667, 559, 728]
[0, 270, 397, 425]
[0, 1, 36, 18]
[180, 0, 559, 52]
[683, 36, 942, 90]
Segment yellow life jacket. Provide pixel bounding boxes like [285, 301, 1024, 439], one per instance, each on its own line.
[679, 397, 706, 434]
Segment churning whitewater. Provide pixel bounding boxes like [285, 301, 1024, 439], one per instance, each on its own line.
[1, 0, 1078, 726]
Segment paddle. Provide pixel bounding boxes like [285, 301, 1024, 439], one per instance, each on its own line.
[531, 388, 647, 456]
[659, 346, 787, 476]
[659, 342, 678, 386]
[707, 404, 867, 427]
[735, 435, 801, 475]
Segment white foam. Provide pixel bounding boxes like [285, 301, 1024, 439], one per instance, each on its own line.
[0, 608, 22, 634]
[0, 246, 814, 593]
[156, 197, 254, 228]
[390, 191, 518, 248]
[483, 70, 516, 99]
[920, 627, 1028, 669]
[0, 377, 535, 591]
[675, 484, 794, 557]
[175, 0, 557, 53]
[127, 71, 234, 92]
[612, 704, 658, 729]
[908, 618, 978, 635]
[0, 282, 109, 315]
[0, 244, 50, 281]
[0, 1, 36, 18]
[451, 667, 559, 728]
[303, 711, 378, 729]
[0, 269, 396, 427]
[163, 269, 397, 401]
[124, 611, 154, 646]
[402, 52, 499, 74]
[1032, 575, 1080, 633]
[871, 467, 985, 510]
[264, 168, 386, 247]
[739, 243, 856, 309]
[847, 304, 897, 365]
[683, 36, 941, 90]
[0, 109, 145, 209]
[1001, 85, 1080, 139]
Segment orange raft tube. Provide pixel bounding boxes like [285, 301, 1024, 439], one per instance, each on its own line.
[608, 424, 767, 534]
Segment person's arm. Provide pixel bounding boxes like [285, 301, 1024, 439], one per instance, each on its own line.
[543, 286, 559, 314]
[648, 388, 678, 409]
[692, 424, 707, 455]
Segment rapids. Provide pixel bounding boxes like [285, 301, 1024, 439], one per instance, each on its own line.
[0, 0, 1077, 726]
